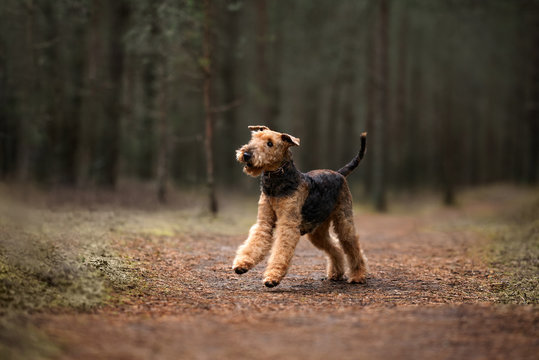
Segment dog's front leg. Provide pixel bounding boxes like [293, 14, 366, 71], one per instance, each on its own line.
[233, 194, 276, 274]
[263, 209, 302, 288]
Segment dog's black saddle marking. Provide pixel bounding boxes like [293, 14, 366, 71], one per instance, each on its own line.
[261, 162, 344, 235]
[300, 170, 344, 235]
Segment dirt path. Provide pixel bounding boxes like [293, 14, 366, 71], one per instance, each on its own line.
[37, 206, 538, 359]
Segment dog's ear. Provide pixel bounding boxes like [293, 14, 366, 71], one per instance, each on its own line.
[281, 133, 300, 147]
[248, 125, 269, 132]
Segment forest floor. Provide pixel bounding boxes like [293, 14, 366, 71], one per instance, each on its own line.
[1, 184, 538, 359]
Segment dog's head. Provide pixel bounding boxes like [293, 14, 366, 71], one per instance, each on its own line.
[236, 125, 300, 177]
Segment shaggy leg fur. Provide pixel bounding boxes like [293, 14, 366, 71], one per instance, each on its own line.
[263, 198, 303, 287]
[263, 221, 301, 287]
[308, 220, 346, 281]
[332, 189, 367, 284]
[232, 195, 276, 274]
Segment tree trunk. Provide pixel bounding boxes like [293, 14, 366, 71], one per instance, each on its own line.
[255, 0, 271, 127]
[326, 80, 341, 169]
[364, 10, 376, 195]
[203, 0, 218, 214]
[222, 1, 240, 184]
[62, 15, 86, 185]
[99, 0, 129, 188]
[407, 41, 423, 189]
[34, 1, 60, 183]
[17, 1, 39, 182]
[0, 29, 17, 178]
[392, 10, 408, 187]
[525, 6, 539, 184]
[139, 59, 157, 179]
[440, 81, 456, 206]
[139, 3, 159, 180]
[156, 60, 169, 203]
[77, 0, 102, 187]
[268, 1, 283, 127]
[372, 0, 389, 212]
[340, 82, 356, 166]
[302, 86, 320, 171]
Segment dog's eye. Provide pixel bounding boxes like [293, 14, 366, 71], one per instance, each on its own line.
[267, 141, 273, 147]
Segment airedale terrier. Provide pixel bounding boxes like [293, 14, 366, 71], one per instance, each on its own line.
[232, 125, 368, 288]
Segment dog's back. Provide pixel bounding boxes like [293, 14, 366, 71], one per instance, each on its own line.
[300, 170, 345, 235]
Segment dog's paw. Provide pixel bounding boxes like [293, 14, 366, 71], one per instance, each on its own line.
[347, 275, 366, 284]
[232, 258, 253, 275]
[264, 279, 280, 288]
[328, 273, 346, 281]
[234, 266, 249, 275]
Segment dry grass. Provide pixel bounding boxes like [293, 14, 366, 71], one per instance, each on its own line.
[483, 198, 539, 304]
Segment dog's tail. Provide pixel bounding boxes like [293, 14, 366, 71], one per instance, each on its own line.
[337, 132, 367, 177]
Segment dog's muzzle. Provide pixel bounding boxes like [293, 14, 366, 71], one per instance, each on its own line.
[242, 152, 252, 162]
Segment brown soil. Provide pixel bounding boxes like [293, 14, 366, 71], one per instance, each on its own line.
[36, 204, 538, 360]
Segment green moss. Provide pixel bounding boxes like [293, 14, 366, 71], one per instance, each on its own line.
[0, 204, 139, 313]
[484, 199, 539, 304]
[0, 236, 112, 312]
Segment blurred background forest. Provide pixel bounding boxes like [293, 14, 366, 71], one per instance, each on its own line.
[0, 0, 537, 212]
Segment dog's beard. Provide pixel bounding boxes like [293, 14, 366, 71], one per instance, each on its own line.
[236, 149, 270, 177]
[236, 150, 264, 177]
[243, 164, 263, 177]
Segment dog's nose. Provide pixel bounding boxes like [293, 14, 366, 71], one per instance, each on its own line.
[243, 152, 252, 162]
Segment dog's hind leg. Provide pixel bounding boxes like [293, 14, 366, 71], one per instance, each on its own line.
[308, 220, 346, 281]
[332, 187, 367, 284]
[233, 194, 276, 274]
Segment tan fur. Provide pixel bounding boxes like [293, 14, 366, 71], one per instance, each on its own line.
[331, 183, 367, 283]
[235, 128, 299, 177]
[308, 219, 346, 281]
[233, 126, 367, 287]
